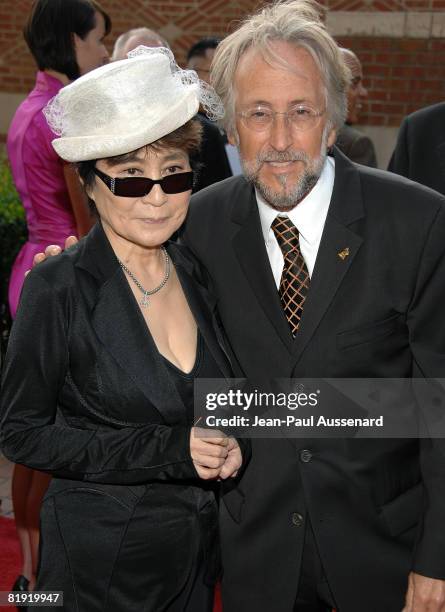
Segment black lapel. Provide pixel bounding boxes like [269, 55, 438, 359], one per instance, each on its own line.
[436, 142, 445, 192]
[291, 148, 364, 366]
[167, 243, 232, 378]
[230, 182, 294, 353]
[75, 223, 186, 425]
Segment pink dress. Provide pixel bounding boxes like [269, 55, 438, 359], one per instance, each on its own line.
[7, 71, 77, 318]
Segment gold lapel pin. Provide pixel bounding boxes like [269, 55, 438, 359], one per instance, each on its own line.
[338, 247, 350, 260]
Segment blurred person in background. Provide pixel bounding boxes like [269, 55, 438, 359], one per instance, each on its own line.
[6, 0, 110, 598]
[187, 37, 233, 190]
[335, 48, 378, 167]
[112, 26, 169, 60]
[187, 37, 219, 84]
[388, 102, 445, 195]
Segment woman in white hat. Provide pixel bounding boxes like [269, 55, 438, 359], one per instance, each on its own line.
[0, 47, 246, 611]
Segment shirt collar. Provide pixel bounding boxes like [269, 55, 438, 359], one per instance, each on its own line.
[257, 156, 335, 246]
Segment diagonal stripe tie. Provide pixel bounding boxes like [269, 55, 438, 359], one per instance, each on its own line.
[271, 216, 310, 336]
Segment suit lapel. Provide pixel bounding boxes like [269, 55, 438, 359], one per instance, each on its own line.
[76, 223, 187, 425]
[292, 149, 364, 366]
[436, 142, 445, 192]
[231, 184, 294, 353]
[167, 243, 233, 378]
[292, 219, 362, 364]
[92, 271, 189, 424]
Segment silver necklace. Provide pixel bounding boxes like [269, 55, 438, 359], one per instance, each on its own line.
[118, 247, 170, 308]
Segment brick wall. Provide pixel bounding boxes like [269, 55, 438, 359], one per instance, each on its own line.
[0, 0, 444, 134]
[335, 36, 445, 127]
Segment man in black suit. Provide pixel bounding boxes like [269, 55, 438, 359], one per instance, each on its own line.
[388, 102, 445, 195]
[182, 1, 445, 610]
[335, 48, 378, 168]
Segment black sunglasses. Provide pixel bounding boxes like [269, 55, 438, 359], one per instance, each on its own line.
[94, 168, 194, 197]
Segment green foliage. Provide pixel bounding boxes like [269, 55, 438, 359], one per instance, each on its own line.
[0, 153, 27, 289]
[0, 154, 27, 361]
[0, 154, 25, 223]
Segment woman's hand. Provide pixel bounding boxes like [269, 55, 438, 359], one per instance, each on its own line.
[190, 428, 243, 480]
[190, 427, 229, 480]
[219, 437, 243, 480]
[27, 236, 79, 276]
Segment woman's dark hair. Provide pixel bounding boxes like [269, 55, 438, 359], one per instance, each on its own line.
[24, 0, 111, 80]
[76, 119, 203, 215]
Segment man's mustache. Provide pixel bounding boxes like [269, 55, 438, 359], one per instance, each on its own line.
[257, 150, 310, 164]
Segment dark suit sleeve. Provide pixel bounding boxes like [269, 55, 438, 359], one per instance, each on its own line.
[348, 134, 378, 168]
[407, 204, 445, 578]
[0, 271, 199, 485]
[387, 117, 409, 176]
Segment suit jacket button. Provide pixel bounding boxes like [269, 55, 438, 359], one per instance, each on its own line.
[300, 449, 312, 463]
[291, 512, 304, 527]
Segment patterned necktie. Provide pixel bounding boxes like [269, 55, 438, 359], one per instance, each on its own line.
[271, 216, 310, 336]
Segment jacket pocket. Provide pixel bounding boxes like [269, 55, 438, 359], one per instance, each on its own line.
[44, 478, 146, 511]
[380, 482, 424, 537]
[337, 313, 403, 351]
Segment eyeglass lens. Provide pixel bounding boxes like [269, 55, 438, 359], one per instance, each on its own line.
[94, 169, 193, 197]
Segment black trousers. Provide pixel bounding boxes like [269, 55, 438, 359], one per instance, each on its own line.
[35, 480, 216, 611]
[294, 520, 337, 612]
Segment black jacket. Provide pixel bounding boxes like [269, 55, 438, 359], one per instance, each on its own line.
[1, 222, 234, 478]
[388, 102, 445, 195]
[192, 113, 232, 193]
[336, 123, 378, 168]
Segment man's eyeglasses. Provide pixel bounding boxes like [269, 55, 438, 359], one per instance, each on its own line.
[94, 168, 194, 198]
[237, 105, 325, 133]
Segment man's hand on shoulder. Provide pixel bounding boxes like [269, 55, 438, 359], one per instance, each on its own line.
[403, 572, 445, 611]
[26, 236, 79, 276]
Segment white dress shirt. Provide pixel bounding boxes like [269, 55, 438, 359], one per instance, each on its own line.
[257, 156, 335, 287]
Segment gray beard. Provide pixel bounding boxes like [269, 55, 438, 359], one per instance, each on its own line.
[239, 139, 328, 211]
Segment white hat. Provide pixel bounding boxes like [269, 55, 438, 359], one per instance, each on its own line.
[44, 46, 224, 162]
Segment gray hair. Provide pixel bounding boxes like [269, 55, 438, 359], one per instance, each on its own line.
[112, 27, 169, 61]
[211, 0, 350, 133]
